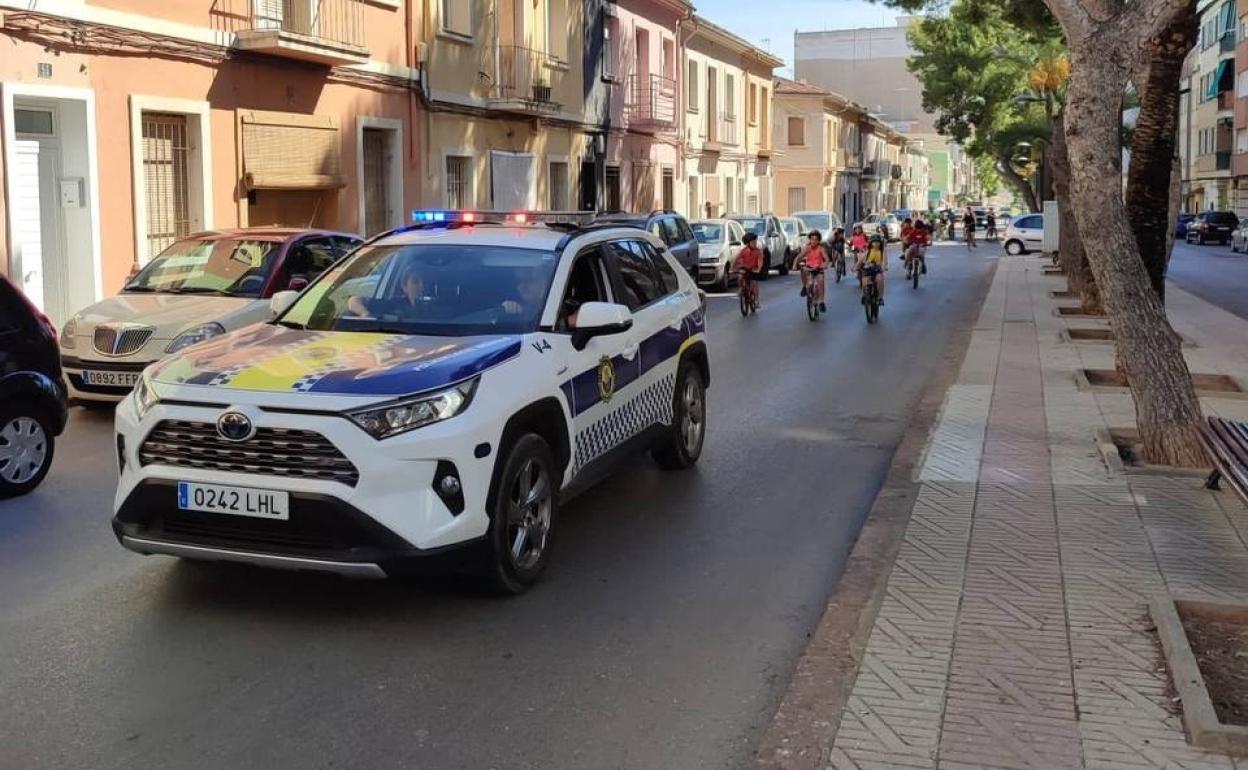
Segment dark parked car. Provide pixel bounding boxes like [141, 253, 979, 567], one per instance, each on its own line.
[0, 274, 68, 498]
[593, 210, 699, 276]
[1186, 211, 1239, 245]
[1175, 213, 1195, 239]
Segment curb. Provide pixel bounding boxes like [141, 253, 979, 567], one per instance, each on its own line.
[752, 259, 999, 769]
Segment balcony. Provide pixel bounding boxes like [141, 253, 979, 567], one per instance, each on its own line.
[234, 0, 368, 66]
[720, 113, 739, 145]
[491, 45, 563, 114]
[1219, 90, 1234, 111]
[1219, 150, 1232, 170]
[627, 74, 676, 129]
[1223, 30, 1237, 53]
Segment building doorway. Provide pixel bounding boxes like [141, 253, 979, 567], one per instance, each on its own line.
[358, 120, 402, 236]
[3, 85, 100, 326]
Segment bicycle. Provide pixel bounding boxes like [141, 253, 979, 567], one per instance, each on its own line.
[964, 227, 977, 250]
[802, 266, 827, 321]
[905, 244, 925, 289]
[833, 250, 847, 283]
[738, 269, 759, 316]
[863, 265, 883, 321]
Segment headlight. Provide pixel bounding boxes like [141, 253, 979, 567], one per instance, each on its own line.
[61, 318, 77, 349]
[346, 379, 477, 440]
[166, 323, 225, 354]
[132, 374, 159, 419]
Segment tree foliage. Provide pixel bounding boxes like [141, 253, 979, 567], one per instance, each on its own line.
[905, 1, 1063, 208]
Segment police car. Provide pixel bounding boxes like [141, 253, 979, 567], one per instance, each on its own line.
[112, 211, 709, 593]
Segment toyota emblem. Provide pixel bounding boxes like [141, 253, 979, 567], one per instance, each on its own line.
[216, 411, 255, 442]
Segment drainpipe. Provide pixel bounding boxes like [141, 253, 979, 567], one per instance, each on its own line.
[678, 9, 697, 215]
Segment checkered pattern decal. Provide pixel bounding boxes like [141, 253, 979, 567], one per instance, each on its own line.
[573, 371, 676, 473]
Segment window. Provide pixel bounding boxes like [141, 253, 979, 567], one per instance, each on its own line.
[445, 155, 471, 208]
[662, 39, 675, 79]
[560, 249, 611, 331]
[280, 237, 340, 290]
[14, 108, 53, 136]
[1239, 72, 1248, 98]
[687, 61, 699, 112]
[660, 216, 683, 247]
[661, 167, 675, 210]
[546, 0, 569, 62]
[637, 240, 680, 295]
[440, 0, 472, 37]
[605, 165, 622, 211]
[760, 87, 770, 143]
[603, 16, 617, 80]
[687, 175, 699, 217]
[632, 162, 655, 211]
[725, 74, 736, 119]
[549, 161, 569, 209]
[787, 117, 806, 146]
[1237, 128, 1248, 154]
[142, 112, 192, 257]
[609, 241, 664, 309]
[748, 83, 758, 124]
[787, 187, 806, 213]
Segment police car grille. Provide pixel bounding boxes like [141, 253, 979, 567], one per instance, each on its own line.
[139, 420, 359, 486]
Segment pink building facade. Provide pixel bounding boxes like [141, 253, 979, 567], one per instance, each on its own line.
[600, 0, 691, 212]
[0, 0, 421, 324]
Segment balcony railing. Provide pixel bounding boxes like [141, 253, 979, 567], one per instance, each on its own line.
[492, 45, 562, 113]
[1222, 30, 1236, 53]
[627, 73, 676, 128]
[235, 0, 368, 66]
[720, 113, 739, 145]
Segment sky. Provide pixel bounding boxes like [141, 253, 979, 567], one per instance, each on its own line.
[692, 0, 903, 77]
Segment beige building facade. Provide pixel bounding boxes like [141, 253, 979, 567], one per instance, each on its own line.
[772, 77, 864, 222]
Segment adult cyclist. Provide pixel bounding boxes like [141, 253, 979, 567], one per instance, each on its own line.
[962, 206, 977, 249]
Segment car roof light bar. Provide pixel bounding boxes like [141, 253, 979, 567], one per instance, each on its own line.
[408, 210, 599, 226]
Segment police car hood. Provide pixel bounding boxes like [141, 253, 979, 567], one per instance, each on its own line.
[148, 323, 523, 397]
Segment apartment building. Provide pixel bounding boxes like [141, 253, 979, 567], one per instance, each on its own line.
[589, 0, 693, 213]
[0, 0, 420, 324]
[682, 16, 783, 218]
[420, 0, 593, 214]
[1234, 0, 1248, 212]
[1182, 0, 1237, 211]
[772, 77, 865, 222]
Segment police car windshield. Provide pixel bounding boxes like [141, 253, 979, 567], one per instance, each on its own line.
[279, 243, 557, 336]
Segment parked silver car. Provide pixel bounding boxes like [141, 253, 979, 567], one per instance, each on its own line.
[779, 217, 805, 262]
[792, 211, 845, 240]
[692, 218, 748, 290]
[1003, 213, 1044, 255]
[727, 213, 789, 276]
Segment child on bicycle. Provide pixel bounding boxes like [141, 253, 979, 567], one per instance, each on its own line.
[906, 220, 930, 277]
[829, 227, 847, 274]
[857, 230, 887, 305]
[849, 224, 869, 258]
[795, 230, 829, 312]
[734, 231, 764, 309]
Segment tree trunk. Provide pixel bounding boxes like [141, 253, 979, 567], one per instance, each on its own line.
[1060, 42, 1205, 467]
[1125, 5, 1197, 304]
[998, 155, 1040, 212]
[1165, 153, 1182, 273]
[1050, 111, 1100, 310]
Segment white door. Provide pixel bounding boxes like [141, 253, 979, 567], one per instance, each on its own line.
[13, 139, 63, 319]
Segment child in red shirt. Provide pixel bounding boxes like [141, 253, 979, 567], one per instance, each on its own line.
[796, 231, 830, 311]
[734, 232, 764, 308]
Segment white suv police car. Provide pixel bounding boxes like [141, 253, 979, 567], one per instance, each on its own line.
[112, 211, 709, 593]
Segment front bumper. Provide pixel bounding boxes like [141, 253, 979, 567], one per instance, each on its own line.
[112, 391, 503, 577]
[61, 355, 153, 403]
[697, 260, 727, 285]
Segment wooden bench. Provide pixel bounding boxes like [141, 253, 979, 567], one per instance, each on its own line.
[1199, 416, 1248, 496]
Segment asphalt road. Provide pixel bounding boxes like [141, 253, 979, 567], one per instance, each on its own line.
[1168, 238, 1248, 319]
[0, 244, 994, 770]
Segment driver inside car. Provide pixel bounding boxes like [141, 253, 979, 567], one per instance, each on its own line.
[346, 264, 429, 321]
[500, 271, 548, 318]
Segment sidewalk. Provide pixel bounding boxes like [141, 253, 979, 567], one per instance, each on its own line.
[828, 255, 1248, 770]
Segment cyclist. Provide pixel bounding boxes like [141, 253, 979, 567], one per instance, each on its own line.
[962, 206, 977, 249]
[795, 230, 829, 312]
[906, 220, 930, 278]
[857, 229, 887, 305]
[848, 224, 869, 259]
[986, 208, 998, 240]
[829, 226, 848, 277]
[734, 231, 765, 310]
[900, 217, 915, 250]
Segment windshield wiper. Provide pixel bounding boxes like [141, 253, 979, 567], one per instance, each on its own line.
[274, 320, 306, 330]
[169, 287, 230, 296]
[123, 285, 157, 292]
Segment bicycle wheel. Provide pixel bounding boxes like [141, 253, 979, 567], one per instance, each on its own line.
[739, 288, 749, 317]
[912, 263, 920, 289]
[835, 262, 844, 283]
[807, 295, 818, 321]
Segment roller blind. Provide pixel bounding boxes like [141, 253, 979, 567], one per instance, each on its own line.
[240, 110, 344, 190]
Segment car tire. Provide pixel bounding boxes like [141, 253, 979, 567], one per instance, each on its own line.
[652, 359, 706, 471]
[713, 266, 730, 293]
[1005, 239, 1025, 256]
[0, 404, 56, 499]
[485, 433, 558, 594]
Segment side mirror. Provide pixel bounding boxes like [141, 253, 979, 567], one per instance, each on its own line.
[571, 302, 633, 351]
[269, 290, 299, 316]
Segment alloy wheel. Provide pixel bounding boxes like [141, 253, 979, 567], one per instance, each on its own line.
[506, 457, 552, 571]
[681, 376, 705, 455]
